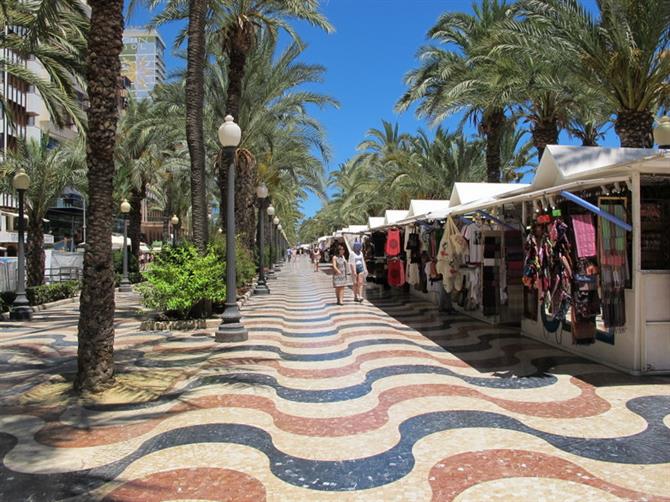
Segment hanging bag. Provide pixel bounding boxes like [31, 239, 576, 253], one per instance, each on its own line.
[448, 217, 468, 255]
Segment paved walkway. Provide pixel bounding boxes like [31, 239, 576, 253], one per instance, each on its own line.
[1, 258, 669, 501]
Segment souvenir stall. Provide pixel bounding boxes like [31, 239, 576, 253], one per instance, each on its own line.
[365, 217, 386, 283]
[395, 200, 451, 305]
[365, 210, 410, 288]
[453, 145, 670, 375]
[436, 183, 528, 324]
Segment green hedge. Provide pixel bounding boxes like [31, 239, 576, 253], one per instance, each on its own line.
[1, 280, 81, 312]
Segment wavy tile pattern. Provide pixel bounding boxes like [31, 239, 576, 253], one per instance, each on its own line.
[0, 259, 669, 501]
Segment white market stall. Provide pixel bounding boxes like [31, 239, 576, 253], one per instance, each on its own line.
[441, 146, 670, 375]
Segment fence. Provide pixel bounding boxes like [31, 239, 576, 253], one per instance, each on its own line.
[0, 260, 17, 293]
[0, 261, 81, 292]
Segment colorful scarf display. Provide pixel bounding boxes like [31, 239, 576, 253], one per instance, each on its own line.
[598, 198, 628, 329]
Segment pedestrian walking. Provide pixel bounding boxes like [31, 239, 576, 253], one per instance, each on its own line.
[331, 244, 349, 305]
[349, 241, 368, 302]
[287, 248, 292, 262]
[313, 247, 321, 272]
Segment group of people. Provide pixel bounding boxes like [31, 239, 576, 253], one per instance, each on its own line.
[331, 241, 367, 305]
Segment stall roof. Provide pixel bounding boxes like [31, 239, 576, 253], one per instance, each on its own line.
[342, 225, 369, 234]
[531, 145, 657, 190]
[384, 210, 409, 226]
[449, 182, 529, 207]
[368, 216, 385, 229]
[406, 199, 450, 218]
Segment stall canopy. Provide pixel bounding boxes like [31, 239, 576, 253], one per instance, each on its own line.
[531, 145, 657, 190]
[449, 182, 530, 207]
[368, 216, 385, 230]
[383, 210, 409, 227]
[342, 225, 369, 234]
[397, 200, 451, 225]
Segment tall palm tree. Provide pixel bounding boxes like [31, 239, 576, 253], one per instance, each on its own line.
[1, 0, 88, 131]
[185, 0, 209, 251]
[128, 0, 209, 252]
[0, 137, 85, 287]
[510, 0, 670, 147]
[208, 0, 332, 247]
[204, 35, 335, 249]
[75, 0, 125, 393]
[397, 0, 516, 182]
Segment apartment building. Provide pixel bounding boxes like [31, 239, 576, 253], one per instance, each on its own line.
[121, 27, 166, 100]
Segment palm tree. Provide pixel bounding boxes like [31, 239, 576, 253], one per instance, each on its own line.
[204, 36, 335, 249]
[0, 137, 85, 287]
[397, 0, 516, 182]
[128, 0, 210, 252]
[510, 0, 670, 147]
[207, 1, 332, 248]
[1, 0, 88, 131]
[75, 0, 125, 393]
[185, 0, 209, 252]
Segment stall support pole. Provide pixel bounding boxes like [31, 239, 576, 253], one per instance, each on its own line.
[631, 172, 643, 373]
[559, 191, 632, 232]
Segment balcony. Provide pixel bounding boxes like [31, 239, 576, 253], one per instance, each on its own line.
[26, 91, 43, 116]
[0, 230, 55, 245]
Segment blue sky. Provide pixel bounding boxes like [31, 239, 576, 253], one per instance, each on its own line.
[126, 0, 613, 219]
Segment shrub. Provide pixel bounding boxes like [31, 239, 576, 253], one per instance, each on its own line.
[28, 280, 80, 305]
[209, 235, 257, 288]
[137, 243, 226, 318]
[1, 280, 80, 310]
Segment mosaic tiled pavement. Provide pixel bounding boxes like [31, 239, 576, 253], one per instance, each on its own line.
[1, 258, 669, 501]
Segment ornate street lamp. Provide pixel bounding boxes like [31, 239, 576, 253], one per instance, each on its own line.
[277, 224, 283, 264]
[273, 216, 281, 270]
[215, 115, 247, 342]
[266, 204, 276, 276]
[253, 183, 270, 295]
[654, 116, 670, 149]
[119, 198, 132, 292]
[10, 168, 31, 320]
[171, 214, 179, 247]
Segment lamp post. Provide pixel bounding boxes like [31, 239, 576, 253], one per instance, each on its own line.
[215, 115, 248, 342]
[10, 168, 31, 320]
[266, 204, 276, 279]
[171, 214, 179, 247]
[119, 198, 132, 292]
[253, 183, 270, 295]
[273, 216, 280, 271]
[277, 224, 283, 264]
[654, 116, 670, 149]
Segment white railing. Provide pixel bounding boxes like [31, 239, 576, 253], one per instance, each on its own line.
[0, 230, 55, 244]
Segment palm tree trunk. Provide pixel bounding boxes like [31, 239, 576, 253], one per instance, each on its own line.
[614, 109, 654, 148]
[75, 0, 124, 393]
[128, 185, 144, 260]
[217, 35, 257, 250]
[185, 0, 209, 253]
[218, 152, 257, 251]
[532, 117, 559, 161]
[480, 108, 505, 182]
[26, 217, 45, 287]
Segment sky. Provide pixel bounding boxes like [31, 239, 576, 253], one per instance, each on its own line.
[125, 0, 611, 220]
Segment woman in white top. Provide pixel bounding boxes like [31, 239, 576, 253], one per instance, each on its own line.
[349, 241, 368, 303]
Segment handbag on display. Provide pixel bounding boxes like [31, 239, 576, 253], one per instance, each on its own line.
[448, 217, 468, 255]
